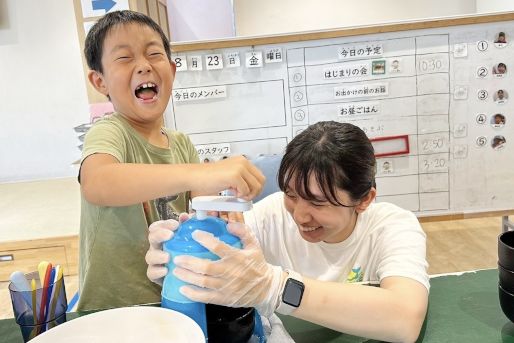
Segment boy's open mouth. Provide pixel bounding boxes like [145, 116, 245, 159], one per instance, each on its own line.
[135, 82, 158, 100]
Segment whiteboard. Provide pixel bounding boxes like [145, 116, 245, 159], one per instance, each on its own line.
[167, 16, 514, 217]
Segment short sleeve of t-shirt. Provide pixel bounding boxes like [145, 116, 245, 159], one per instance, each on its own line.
[81, 118, 127, 164]
[372, 208, 430, 291]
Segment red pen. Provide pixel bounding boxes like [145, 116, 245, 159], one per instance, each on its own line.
[38, 263, 53, 327]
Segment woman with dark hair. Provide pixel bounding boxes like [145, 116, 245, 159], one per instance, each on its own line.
[146, 121, 429, 342]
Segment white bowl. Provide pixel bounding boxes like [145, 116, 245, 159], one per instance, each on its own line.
[30, 306, 205, 343]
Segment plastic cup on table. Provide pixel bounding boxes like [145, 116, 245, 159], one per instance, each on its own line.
[8, 270, 67, 342]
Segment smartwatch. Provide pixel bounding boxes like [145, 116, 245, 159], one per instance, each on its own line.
[276, 269, 304, 315]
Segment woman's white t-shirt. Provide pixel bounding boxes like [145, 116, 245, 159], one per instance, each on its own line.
[243, 192, 429, 291]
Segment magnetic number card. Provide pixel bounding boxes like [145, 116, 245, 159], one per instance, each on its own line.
[205, 54, 224, 70]
[173, 56, 188, 71]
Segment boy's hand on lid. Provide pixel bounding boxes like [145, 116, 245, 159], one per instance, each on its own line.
[199, 156, 265, 201]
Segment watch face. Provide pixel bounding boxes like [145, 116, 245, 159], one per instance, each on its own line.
[282, 278, 304, 307]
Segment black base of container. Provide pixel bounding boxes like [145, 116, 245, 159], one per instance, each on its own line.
[206, 304, 255, 343]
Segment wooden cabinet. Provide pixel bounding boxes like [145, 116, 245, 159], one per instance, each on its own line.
[0, 236, 78, 281]
[131, 0, 170, 39]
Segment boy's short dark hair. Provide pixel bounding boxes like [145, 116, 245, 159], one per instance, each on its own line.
[84, 10, 171, 73]
[278, 121, 376, 206]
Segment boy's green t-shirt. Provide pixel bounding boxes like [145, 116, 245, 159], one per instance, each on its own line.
[77, 113, 199, 311]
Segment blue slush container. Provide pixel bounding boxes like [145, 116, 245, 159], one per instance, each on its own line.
[161, 196, 250, 338]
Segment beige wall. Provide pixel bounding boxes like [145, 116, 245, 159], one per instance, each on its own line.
[477, 0, 514, 13]
[0, 0, 89, 182]
[234, 0, 477, 36]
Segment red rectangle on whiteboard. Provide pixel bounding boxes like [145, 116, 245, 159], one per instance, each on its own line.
[370, 135, 409, 157]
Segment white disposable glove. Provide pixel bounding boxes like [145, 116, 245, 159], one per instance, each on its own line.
[172, 222, 285, 318]
[145, 213, 191, 286]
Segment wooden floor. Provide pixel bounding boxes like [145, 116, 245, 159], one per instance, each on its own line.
[0, 216, 507, 319]
[423, 216, 504, 274]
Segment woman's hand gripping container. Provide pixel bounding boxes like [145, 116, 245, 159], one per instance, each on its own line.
[161, 196, 263, 342]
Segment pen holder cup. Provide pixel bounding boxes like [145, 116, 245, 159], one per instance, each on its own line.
[9, 271, 68, 342]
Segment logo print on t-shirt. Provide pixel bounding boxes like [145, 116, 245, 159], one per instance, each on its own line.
[346, 266, 363, 283]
